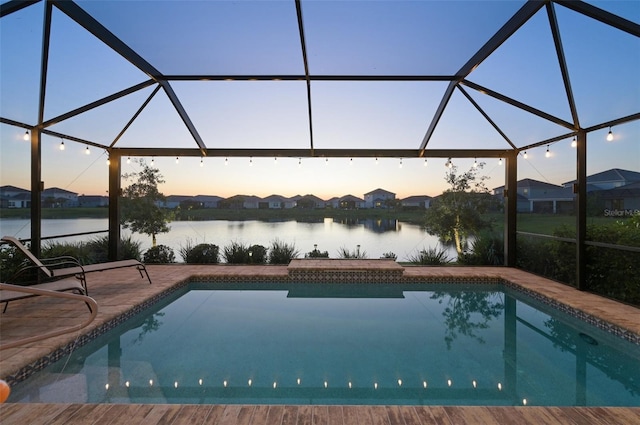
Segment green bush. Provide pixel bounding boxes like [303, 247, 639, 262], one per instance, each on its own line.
[183, 243, 220, 264]
[143, 245, 175, 263]
[458, 232, 504, 265]
[248, 244, 267, 264]
[0, 245, 29, 283]
[337, 246, 367, 259]
[41, 240, 90, 264]
[382, 252, 397, 260]
[268, 239, 299, 264]
[222, 241, 250, 264]
[305, 248, 330, 258]
[85, 235, 142, 262]
[406, 246, 451, 265]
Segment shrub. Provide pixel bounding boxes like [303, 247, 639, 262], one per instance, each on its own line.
[41, 240, 90, 264]
[268, 239, 299, 264]
[222, 241, 249, 264]
[337, 246, 367, 259]
[143, 245, 175, 263]
[406, 246, 451, 265]
[86, 235, 142, 262]
[382, 252, 397, 260]
[0, 245, 29, 283]
[184, 243, 219, 264]
[248, 244, 267, 264]
[305, 248, 329, 258]
[458, 232, 504, 265]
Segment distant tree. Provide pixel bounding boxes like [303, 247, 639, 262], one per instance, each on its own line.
[121, 159, 172, 247]
[424, 162, 495, 255]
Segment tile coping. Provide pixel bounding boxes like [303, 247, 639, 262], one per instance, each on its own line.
[3, 273, 639, 387]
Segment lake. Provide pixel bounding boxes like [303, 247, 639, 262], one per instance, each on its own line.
[0, 218, 456, 261]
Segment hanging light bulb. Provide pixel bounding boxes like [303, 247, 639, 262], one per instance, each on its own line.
[23, 130, 30, 141]
[473, 158, 477, 168]
[106, 157, 110, 165]
[606, 127, 614, 141]
[298, 157, 302, 167]
[498, 157, 503, 166]
[127, 156, 131, 164]
[249, 157, 253, 167]
[325, 158, 329, 165]
[375, 157, 378, 165]
[399, 158, 403, 168]
[59, 139, 65, 151]
[446, 158, 453, 168]
[274, 157, 278, 165]
[175, 156, 179, 164]
[200, 157, 204, 167]
[151, 157, 155, 165]
[423, 158, 428, 167]
[571, 137, 577, 148]
[85, 146, 90, 155]
[523, 151, 528, 159]
[350, 158, 353, 166]
[545, 145, 551, 158]
[224, 157, 228, 166]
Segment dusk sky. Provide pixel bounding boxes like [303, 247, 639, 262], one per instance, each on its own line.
[1, 0, 638, 200]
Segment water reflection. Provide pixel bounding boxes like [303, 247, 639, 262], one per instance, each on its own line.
[430, 290, 504, 349]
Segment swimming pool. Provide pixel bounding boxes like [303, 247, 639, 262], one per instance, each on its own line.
[8, 281, 640, 406]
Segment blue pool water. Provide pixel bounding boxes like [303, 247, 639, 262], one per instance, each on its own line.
[8, 282, 640, 406]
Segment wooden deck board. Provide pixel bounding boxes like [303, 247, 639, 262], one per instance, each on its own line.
[2, 404, 639, 424]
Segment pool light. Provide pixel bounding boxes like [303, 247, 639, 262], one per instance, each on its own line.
[248, 379, 252, 387]
[273, 382, 277, 389]
[374, 382, 378, 389]
[498, 382, 502, 391]
[447, 379, 452, 387]
[297, 378, 301, 385]
[523, 398, 528, 405]
[174, 381, 178, 388]
[423, 381, 428, 388]
[324, 381, 328, 388]
[397, 379, 402, 387]
[472, 380, 477, 388]
[198, 379, 203, 386]
[348, 381, 352, 389]
[149, 380, 154, 386]
[105, 383, 109, 390]
[125, 381, 130, 388]
[223, 380, 228, 387]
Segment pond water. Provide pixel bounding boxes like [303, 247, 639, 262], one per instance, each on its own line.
[0, 218, 454, 261]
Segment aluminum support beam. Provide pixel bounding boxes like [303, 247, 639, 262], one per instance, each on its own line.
[504, 151, 518, 266]
[108, 152, 122, 261]
[576, 130, 587, 290]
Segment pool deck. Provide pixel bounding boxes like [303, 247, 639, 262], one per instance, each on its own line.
[1, 263, 639, 424]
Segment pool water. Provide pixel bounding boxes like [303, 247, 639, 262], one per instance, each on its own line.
[9, 282, 640, 406]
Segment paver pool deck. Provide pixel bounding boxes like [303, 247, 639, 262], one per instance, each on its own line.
[1, 263, 639, 424]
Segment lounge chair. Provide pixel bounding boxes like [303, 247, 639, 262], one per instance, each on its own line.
[1, 278, 88, 313]
[1, 236, 152, 290]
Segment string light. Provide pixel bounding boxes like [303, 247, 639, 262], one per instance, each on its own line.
[325, 158, 329, 165]
[375, 157, 378, 165]
[350, 158, 353, 166]
[274, 157, 278, 165]
[151, 157, 155, 165]
[59, 139, 65, 151]
[446, 158, 453, 168]
[85, 146, 90, 155]
[249, 157, 253, 166]
[106, 157, 110, 166]
[606, 127, 614, 141]
[23, 130, 29, 141]
[175, 156, 179, 164]
[399, 158, 403, 168]
[545, 145, 551, 158]
[473, 158, 477, 168]
[224, 157, 228, 166]
[298, 157, 302, 167]
[571, 137, 577, 148]
[498, 157, 503, 166]
[523, 151, 528, 159]
[423, 158, 428, 167]
[127, 156, 131, 164]
[200, 157, 204, 167]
